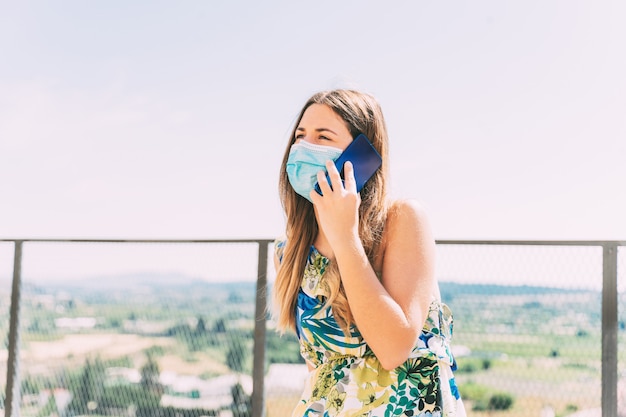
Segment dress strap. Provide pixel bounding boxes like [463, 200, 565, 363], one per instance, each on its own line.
[274, 238, 286, 263]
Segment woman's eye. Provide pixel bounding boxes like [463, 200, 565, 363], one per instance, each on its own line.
[295, 134, 304, 140]
[319, 135, 330, 141]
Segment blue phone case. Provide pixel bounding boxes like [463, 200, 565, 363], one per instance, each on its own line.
[314, 133, 382, 195]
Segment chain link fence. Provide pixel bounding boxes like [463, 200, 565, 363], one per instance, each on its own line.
[435, 243, 605, 416]
[1, 240, 623, 417]
[2, 240, 273, 417]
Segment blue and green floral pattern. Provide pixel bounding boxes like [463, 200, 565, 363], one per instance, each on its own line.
[275, 240, 466, 417]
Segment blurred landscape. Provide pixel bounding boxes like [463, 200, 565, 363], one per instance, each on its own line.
[1, 273, 623, 417]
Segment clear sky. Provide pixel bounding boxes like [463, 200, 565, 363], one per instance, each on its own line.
[1, 1, 625, 242]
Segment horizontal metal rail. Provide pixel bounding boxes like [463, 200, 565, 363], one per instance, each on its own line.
[437, 239, 626, 246]
[0, 238, 275, 244]
[2, 238, 625, 245]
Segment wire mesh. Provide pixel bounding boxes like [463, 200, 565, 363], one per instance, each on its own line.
[263, 243, 615, 416]
[16, 241, 264, 417]
[264, 241, 308, 417]
[436, 244, 604, 416]
[2, 240, 622, 417]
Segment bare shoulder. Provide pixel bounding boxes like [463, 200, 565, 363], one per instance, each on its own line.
[386, 199, 433, 238]
[380, 199, 437, 313]
[381, 199, 435, 266]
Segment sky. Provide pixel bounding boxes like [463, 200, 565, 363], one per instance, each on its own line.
[1, 1, 625, 244]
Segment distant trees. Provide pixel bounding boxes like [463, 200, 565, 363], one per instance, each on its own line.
[459, 381, 515, 412]
[487, 393, 514, 410]
[167, 315, 228, 352]
[21, 374, 47, 396]
[64, 352, 167, 417]
[68, 356, 105, 415]
[140, 352, 163, 394]
[225, 324, 252, 417]
[226, 337, 248, 373]
[190, 316, 214, 351]
[266, 330, 304, 365]
[213, 318, 227, 333]
[455, 357, 492, 373]
[196, 317, 207, 333]
[136, 352, 164, 417]
[231, 382, 252, 417]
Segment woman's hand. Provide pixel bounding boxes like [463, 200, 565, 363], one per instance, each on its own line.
[309, 160, 361, 251]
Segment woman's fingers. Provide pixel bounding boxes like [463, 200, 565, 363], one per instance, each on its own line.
[316, 169, 332, 193]
[310, 159, 357, 202]
[343, 161, 357, 192]
[325, 160, 343, 190]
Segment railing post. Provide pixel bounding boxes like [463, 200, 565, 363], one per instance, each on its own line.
[602, 242, 618, 417]
[251, 241, 269, 417]
[5, 240, 23, 417]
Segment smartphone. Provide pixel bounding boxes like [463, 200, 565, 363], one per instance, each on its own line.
[314, 133, 382, 195]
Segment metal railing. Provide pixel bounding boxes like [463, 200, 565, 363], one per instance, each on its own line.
[1, 238, 624, 417]
[1, 238, 273, 417]
[435, 240, 624, 417]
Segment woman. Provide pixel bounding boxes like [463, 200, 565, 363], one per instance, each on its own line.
[273, 89, 465, 417]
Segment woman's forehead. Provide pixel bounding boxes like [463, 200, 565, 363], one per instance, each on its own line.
[299, 104, 348, 130]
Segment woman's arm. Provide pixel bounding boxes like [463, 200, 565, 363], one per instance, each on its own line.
[336, 200, 436, 370]
[312, 161, 436, 370]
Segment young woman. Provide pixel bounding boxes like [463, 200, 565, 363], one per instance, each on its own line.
[273, 89, 465, 417]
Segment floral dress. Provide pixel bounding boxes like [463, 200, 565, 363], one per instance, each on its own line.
[276, 240, 466, 417]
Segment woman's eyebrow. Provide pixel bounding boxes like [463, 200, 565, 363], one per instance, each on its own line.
[296, 126, 337, 135]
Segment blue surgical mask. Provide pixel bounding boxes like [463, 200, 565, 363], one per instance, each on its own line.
[286, 141, 343, 202]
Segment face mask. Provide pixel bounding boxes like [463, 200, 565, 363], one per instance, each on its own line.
[286, 141, 343, 202]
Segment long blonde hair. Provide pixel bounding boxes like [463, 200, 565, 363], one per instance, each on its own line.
[274, 89, 390, 334]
